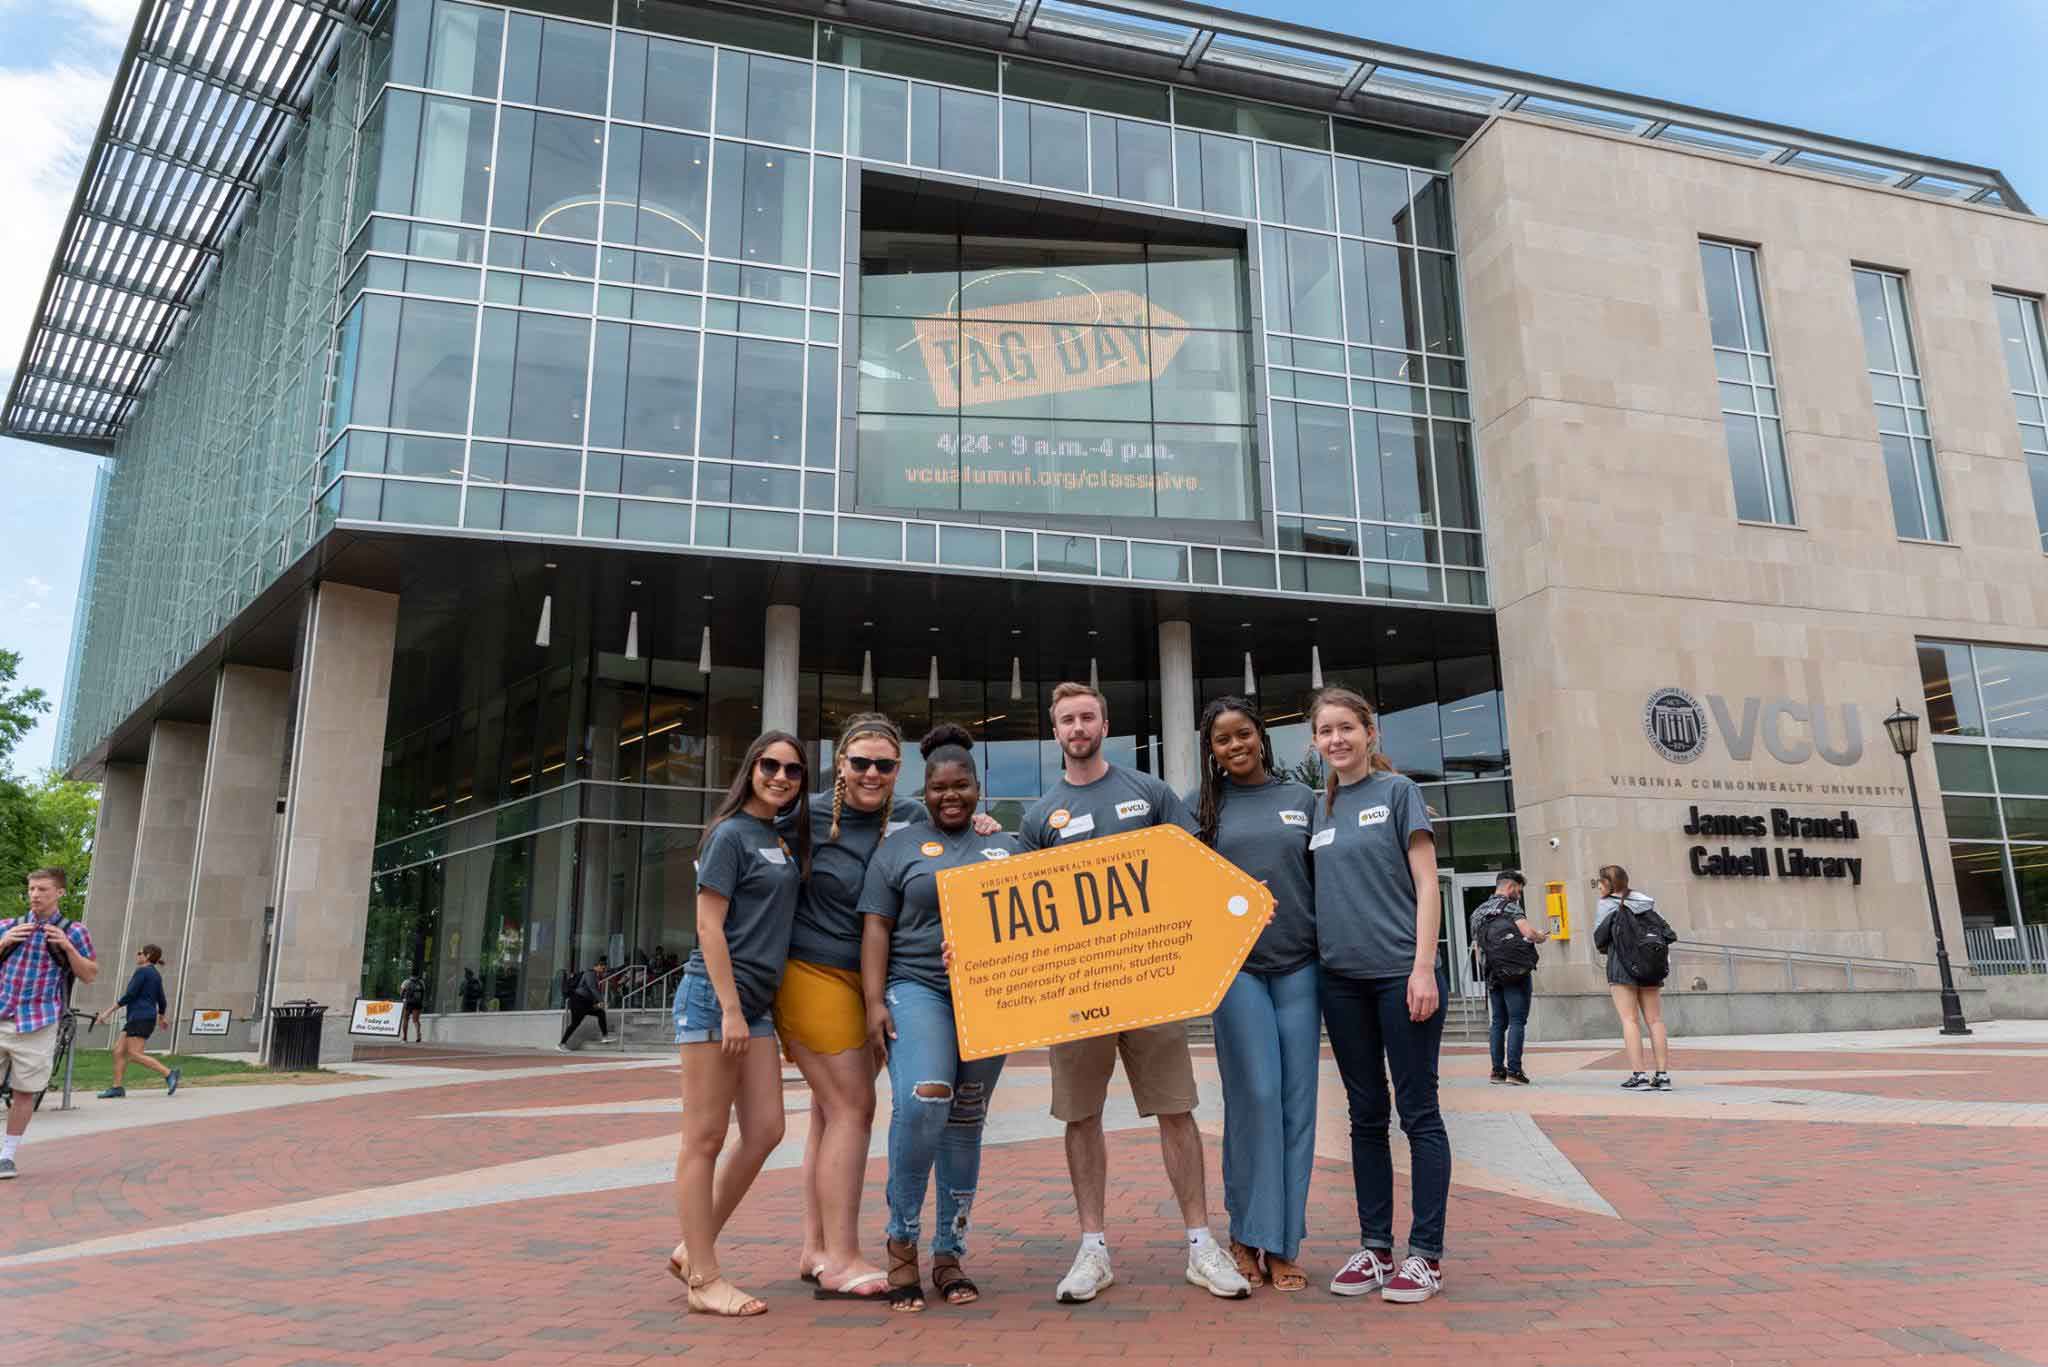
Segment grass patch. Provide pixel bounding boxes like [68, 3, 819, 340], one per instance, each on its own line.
[55, 1048, 281, 1092]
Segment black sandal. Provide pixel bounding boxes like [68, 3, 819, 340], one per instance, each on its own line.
[886, 1239, 925, 1312]
[932, 1256, 979, 1305]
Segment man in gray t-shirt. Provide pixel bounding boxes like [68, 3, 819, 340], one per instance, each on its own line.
[1016, 683, 1249, 1306]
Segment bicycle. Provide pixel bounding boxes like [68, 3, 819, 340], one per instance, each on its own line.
[0, 1009, 91, 1113]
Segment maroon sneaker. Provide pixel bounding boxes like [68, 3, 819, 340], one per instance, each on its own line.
[1382, 1256, 1443, 1303]
[1328, 1247, 1393, 1296]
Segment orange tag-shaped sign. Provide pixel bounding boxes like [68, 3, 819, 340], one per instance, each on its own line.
[913, 292, 1192, 410]
[937, 825, 1274, 1060]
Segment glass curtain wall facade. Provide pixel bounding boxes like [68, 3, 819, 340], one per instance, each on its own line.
[1918, 639, 2048, 968]
[324, 0, 1487, 609]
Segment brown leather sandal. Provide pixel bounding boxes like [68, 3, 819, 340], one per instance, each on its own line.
[1229, 1240, 1266, 1287]
[1265, 1255, 1308, 1292]
[686, 1270, 767, 1317]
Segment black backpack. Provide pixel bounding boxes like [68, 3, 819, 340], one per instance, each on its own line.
[1477, 911, 1539, 984]
[1611, 904, 1677, 984]
[0, 916, 77, 1004]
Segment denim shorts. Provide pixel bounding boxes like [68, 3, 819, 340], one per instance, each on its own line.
[673, 970, 775, 1045]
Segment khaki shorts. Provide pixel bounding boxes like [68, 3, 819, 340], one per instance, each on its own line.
[0, 1020, 58, 1094]
[1049, 1021, 1198, 1121]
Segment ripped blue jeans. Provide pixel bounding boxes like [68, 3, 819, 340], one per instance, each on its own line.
[881, 978, 1007, 1258]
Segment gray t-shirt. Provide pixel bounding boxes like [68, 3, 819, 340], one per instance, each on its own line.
[1018, 764, 1196, 850]
[1310, 771, 1434, 980]
[788, 791, 924, 971]
[860, 824, 1023, 993]
[685, 811, 802, 1018]
[1202, 776, 1318, 976]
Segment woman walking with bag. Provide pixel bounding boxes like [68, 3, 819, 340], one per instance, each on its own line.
[1307, 686, 1449, 1305]
[1192, 696, 1318, 1293]
[1593, 865, 1677, 1092]
[859, 724, 1020, 1312]
[93, 944, 179, 1097]
[667, 731, 812, 1318]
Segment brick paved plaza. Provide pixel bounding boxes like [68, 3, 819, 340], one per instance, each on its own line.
[4, 1023, 2046, 1367]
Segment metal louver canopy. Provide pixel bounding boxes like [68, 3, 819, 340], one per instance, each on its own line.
[2, 0, 376, 453]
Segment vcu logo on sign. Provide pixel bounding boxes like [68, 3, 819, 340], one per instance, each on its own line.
[1644, 687, 1708, 763]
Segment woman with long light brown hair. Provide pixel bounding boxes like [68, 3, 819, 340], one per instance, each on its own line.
[1306, 686, 1450, 1305]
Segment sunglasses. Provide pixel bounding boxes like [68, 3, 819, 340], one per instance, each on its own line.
[755, 756, 806, 782]
[844, 756, 900, 775]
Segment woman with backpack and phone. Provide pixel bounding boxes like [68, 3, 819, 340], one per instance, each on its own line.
[1592, 865, 1678, 1091]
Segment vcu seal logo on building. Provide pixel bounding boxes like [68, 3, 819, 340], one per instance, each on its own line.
[1644, 687, 1708, 763]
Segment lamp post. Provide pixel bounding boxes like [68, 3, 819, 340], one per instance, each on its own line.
[1884, 699, 1971, 1036]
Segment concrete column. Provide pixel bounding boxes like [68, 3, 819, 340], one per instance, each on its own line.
[121, 722, 210, 999]
[267, 584, 399, 1063]
[75, 763, 143, 1015]
[1158, 619, 1197, 795]
[761, 603, 800, 734]
[173, 665, 292, 1053]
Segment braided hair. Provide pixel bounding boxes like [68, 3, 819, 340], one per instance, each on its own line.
[1307, 686, 1396, 816]
[829, 711, 903, 840]
[1194, 695, 1274, 848]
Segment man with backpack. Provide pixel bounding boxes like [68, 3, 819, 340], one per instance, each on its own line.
[1469, 871, 1545, 1085]
[0, 868, 98, 1178]
[557, 957, 615, 1052]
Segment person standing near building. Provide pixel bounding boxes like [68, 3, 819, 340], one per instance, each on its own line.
[1191, 696, 1318, 1294]
[1469, 871, 1545, 1085]
[92, 944, 179, 1098]
[557, 958, 615, 1051]
[860, 724, 1020, 1311]
[1308, 688, 1450, 1305]
[398, 971, 425, 1043]
[667, 732, 811, 1317]
[1017, 681, 1251, 1304]
[775, 712, 917, 1302]
[0, 868, 98, 1178]
[1593, 865, 1677, 1092]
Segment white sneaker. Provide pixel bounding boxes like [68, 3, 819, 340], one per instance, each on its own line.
[1381, 1255, 1443, 1303]
[1185, 1239, 1252, 1299]
[600, 1036, 618, 1044]
[1055, 1245, 1114, 1303]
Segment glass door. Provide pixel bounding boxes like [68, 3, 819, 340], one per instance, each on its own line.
[1440, 871, 1496, 999]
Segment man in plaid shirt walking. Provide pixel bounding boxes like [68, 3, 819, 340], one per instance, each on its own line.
[0, 868, 98, 1178]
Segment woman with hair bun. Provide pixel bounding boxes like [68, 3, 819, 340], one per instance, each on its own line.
[858, 723, 1020, 1312]
[1307, 686, 1450, 1307]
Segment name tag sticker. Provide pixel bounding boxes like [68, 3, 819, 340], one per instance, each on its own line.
[885, 821, 913, 836]
[1280, 810, 1309, 827]
[980, 847, 1011, 860]
[1114, 799, 1151, 821]
[758, 846, 789, 865]
[1057, 813, 1097, 839]
[1359, 805, 1391, 827]
[1309, 828, 1335, 850]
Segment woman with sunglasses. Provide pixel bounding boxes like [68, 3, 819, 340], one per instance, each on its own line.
[1191, 696, 1318, 1293]
[859, 723, 1020, 1311]
[776, 713, 919, 1301]
[668, 731, 812, 1318]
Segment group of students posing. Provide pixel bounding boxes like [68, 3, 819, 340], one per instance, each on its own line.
[665, 681, 1454, 1319]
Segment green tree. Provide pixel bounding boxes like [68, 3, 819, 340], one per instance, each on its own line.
[0, 648, 49, 769]
[0, 648, 97, 918]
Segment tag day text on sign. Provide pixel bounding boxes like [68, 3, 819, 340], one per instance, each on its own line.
[936, 825, 1275, 1061]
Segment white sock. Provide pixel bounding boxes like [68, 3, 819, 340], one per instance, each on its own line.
[1080, 1231, 1107, 1255]
[1187, 1227, 1213, 1249]
[1, 1136, 19, 1161]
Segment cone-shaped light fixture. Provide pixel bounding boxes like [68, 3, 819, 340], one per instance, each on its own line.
[698, 624, 712, 673]
[624, 610, 639, 661]
[861, 649, 874, 696]
[1243, 651, 1257, 696]
[928, 655, 940, 700]
[1010, 656, 1023, 702]
[1310, 644, 1324, 689]
[535, 594, 552, 648]
[1089, 657, 1100, 691]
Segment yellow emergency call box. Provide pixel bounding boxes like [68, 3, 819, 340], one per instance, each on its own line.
[1545, 881, 1570, 941]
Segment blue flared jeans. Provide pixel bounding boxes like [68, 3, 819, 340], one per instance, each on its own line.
[1210, 962, 1321, 1262]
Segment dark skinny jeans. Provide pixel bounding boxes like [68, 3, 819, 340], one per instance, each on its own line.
[1320, 967, 1450, 1260]
[561, 999, 610, 1045]
[1488, 975, 1533, 1074]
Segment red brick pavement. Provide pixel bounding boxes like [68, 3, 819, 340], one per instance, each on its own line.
[3, 1047, 2045, 1367]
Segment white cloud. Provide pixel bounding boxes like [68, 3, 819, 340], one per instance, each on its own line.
[24, 574, 51, 598]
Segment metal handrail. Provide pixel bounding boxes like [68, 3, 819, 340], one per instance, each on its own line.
[608, 964, 684, 1013]
[1670, 940, 1926, 990]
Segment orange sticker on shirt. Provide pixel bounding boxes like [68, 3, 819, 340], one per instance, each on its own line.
[921, 842, 944, 857]
[1049, 809, 1071, 829]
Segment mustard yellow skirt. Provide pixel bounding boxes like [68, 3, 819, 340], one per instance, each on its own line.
[773, 959, 868, 1055]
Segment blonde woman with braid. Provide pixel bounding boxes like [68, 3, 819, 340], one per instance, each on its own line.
[776, 713, 1000, 1299]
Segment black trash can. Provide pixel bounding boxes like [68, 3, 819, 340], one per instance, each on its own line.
[266, 1000, 327, 1072]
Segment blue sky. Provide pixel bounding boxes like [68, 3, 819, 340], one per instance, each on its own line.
[1, 0, 2042, 775]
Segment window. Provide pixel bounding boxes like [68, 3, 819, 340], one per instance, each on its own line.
[491, 110, 603, 238]
[474, 309, 591, 445]
[603, 127, 708, 254]
[1005, 101, 1088, 192]
[611, 33, 713, 131]
[709, 143, 809, 266]
[1995, 292, 2048, 553]
[1700, 241, 1794, 525]
[366, 91, 495, 226]
[334, 295, 477, 437]
[1261, 229, 1341, 339]
[714, 51, 811, 146]
[589, 323, 700, 453]
[699, 335, 805, 464]
[911, 85, 998, 179]
[1854, 269, 1946, 540]
[1089, 115, 1172, 205]
[392, 0, 503, 99]
[1173, 130, 1253, 218]
[502, 12, 610, 116]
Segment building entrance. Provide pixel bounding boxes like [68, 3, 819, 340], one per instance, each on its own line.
[1441, 871, 1497, 999]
